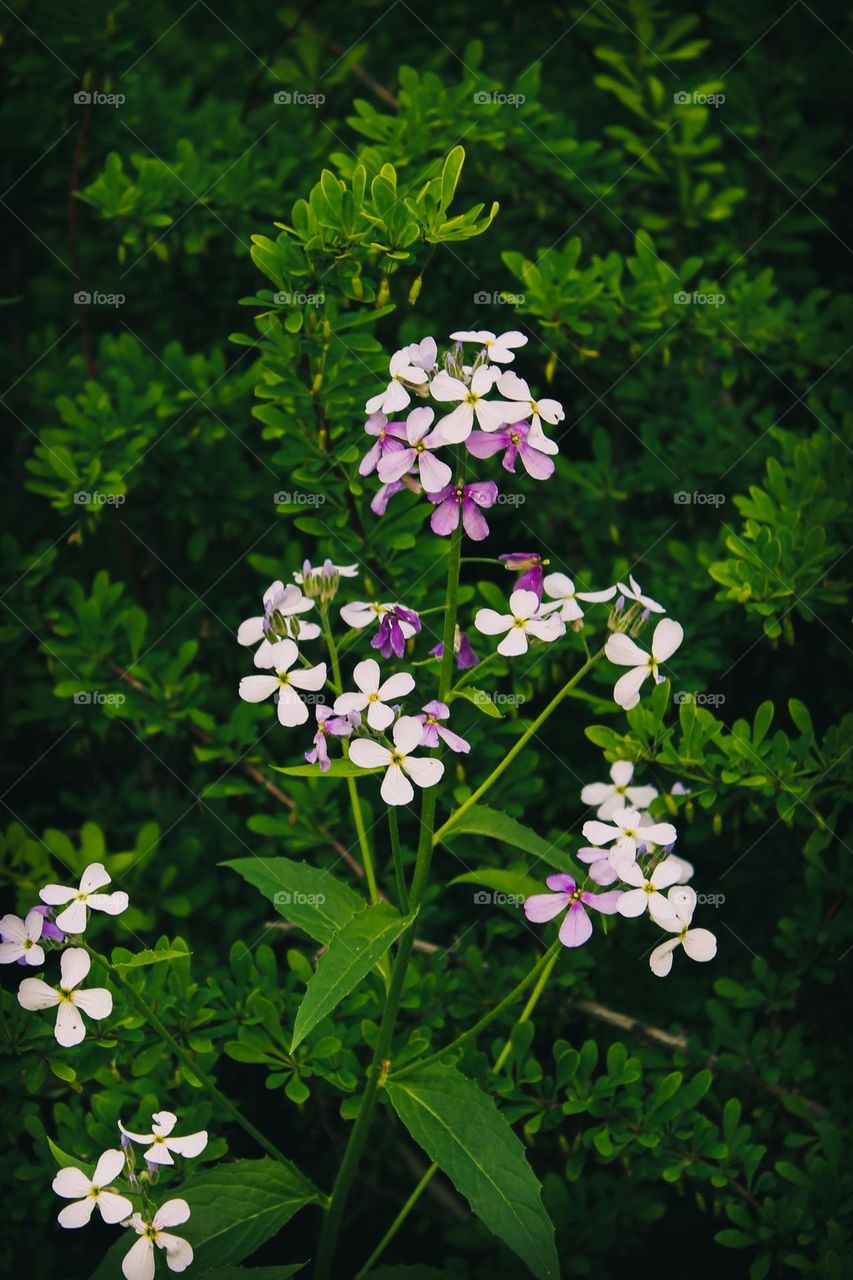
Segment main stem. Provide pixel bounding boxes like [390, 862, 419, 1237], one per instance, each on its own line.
[313, 528, 463, 1280]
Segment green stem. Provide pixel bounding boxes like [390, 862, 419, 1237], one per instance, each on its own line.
[388, 937, 561, 1081]
[354, 1163, 439, 1280]
[388, 807, 408, 913]
[88, 946, 312, 1183]
[493, 945, 560, 1073]
[322, 604, 381, 906]
[434, 648, 604, 846]
[313, 523, 463, 1280]
[450, 648, 503, 693]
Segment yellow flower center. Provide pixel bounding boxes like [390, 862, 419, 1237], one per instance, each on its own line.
[367, 692, 380, 703]
[390, 751, 405, 766]
[465, 391, 479, 405]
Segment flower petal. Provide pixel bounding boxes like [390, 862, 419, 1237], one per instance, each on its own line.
[58, 1197, 96, 1228]
[559, 902, 593, 947]
[605, 632, 648, 666]
[473, 608, 512, 636]
[524, 893, 568, 924]
[649, 938, 680, 977]
[93, 1148, 126, 1185]
[18, 977, 59, 1010]
[391, 715, 424, 755]
[122, 1236, 155, 1280]
[613, 666, 649, 710]
[87, 891, 129, 916]
[60, 947, 90, 990]
[615, 889, 648, 917]
[380, 763, 414, 806]
[153, 1199, 191, 1229]
[53, 1166, 92, 1199]
[55, 1002, 86, 1047]
[402, 756, 444, 789]
[79, 863, 111, 894]
[166, 1130, 208, 1159]
[73, 986, 113, 1020]
[98, 1190, 135, 1224]
[651, 618, 683, 662]
[682, 928, 717, 962]
[238, 675, 280, 703]
[288, 662, 327, 691]
[348, 739, 392, 769]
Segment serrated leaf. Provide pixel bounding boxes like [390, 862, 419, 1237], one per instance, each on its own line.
[386, 1064, 558, 1279]
[291, 904, 411, 1050]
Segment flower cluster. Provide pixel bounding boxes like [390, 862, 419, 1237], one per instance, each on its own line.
[359, 330, 564, 541]
[525, 764, 716, 975]
[52, 1109, 207, 1278]
[2, 862, 128, 1045]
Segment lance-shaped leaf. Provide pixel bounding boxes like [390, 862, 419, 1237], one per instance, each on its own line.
[291, 903, 413, 1050]
[273, 759, 383, 778]
[224, 856, 364, 944]
[385, 1064, 558, 1280]
[438, 803, 574, 875]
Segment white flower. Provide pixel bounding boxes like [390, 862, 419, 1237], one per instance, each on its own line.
[649, 886, 717, 976]
[18, 947, 112, 1046]
[237, 581, 319, 666]
[616, 574, 665, 613]
[39, 863, 128, 935]
[53, 1149, 132, 1227]
[541, 572, 617, 623]
[122, 1199, 193, 1280]
[118, 1110, 208, 1165]
[238, 638, 327, 727]
[474, 588, 565, 657]
[582, 806, 676, 864]
[407, 336, 437, 371]
[0, 909, 45, 966]
[616, 857, 682, 922]
[333, 658, 415, 731]
[429, 366, 525, 443]
[581, 762, 658, 819]
[339, 601, 409, 632]
[377, 406, 453, 492]
[605, 618, 683, 710]
[365, 347, 429, 415]
[349, 715, 444, 806]
[495, 370, 562, 451]
[450, 329, 528, 364]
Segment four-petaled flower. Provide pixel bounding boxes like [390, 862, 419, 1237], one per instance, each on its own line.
[18, 947, 112, 1046]
[340, 601, 418, 653]
[499, 551, 545, 598]
[238, 581, 319, 666]
[474, 588, 565, 656]
[305, 704, 357, 772]
[605, 619, 683, 709]
[466, 420, 556, 480]
[373, 605, 422, 659]
[616, 574, 665, 613]
[349, 715, 445, 806]
[582, 806, 676, 865]
[417, 700, 470, 753]
[450, 329, 528, 364]
[122, 1199, 193, 1280]
[430, 366, 524, 443]
[365, 347, 430, 416]
[358, 412, 407, 477]
[615, 858, 682, 922]
[649, 886, 717, 977]
[406, 336, 437, 372]
[118, 1111, 208, 1166]
[53, 1149, 133, 1228]
[0, 908, 45, 966]
[428, 479, 498, 542]
[495, 370, 564, 443]
[39, 863, 128, 935]
[334, 658, 415, 731]
[541, 573, 616, 623]
[581, 762, 659, 819]
[238, 638, 327, 726]
[524, 873, 622, 947]
[377, 406, 453, 492]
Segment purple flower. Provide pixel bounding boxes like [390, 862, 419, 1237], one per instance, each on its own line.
[499, 551, 545, 600]
[428, 480, 498, 542]
[29, 904, 64, 942]
[417, 700, 470, 754]
[371, 605, 422, 659]
[524, 873, 622, 947]
[359, 412, 407, 478]
[305, 705, 358, 772]
[407, 336, 438, 372]
[377, 407, 452, 492]
[466, 420, 555, 480]
[370, 480, 404, 516]
[429, 628, 479, 670]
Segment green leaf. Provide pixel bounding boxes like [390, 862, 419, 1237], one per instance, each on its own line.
[291, 903, 411, 1050]
[224, 857, 365, 944]
[386, 1064, 558, 1279]
[47, 1137, 92, 1175]
[439, 804, 568, 873]
[439, 145, 465, 211]
[111, 947, 189, 970]
[91, 1159, 321, 1279]
[202, 1268, 305, 1279]
[449, 685, 503, 718]
[273, 760, 383, 778]
[449, 868, 541, 900]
